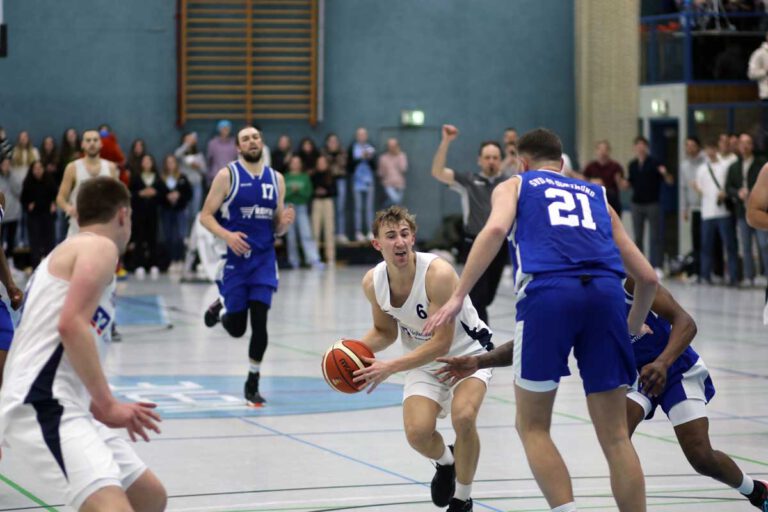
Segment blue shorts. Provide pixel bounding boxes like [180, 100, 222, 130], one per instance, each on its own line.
[0, 301, 14, 351]
[218, 258, 277, 313]
[513, 274, 635, 395]
[628, 356, 715, 424]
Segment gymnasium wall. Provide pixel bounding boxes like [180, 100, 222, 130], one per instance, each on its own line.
[0, 0, 574, 238]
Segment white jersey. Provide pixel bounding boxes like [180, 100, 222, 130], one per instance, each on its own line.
[373, 252, 493, 371]
[0, 247, 116, 439]
[67, 159, 112, 237]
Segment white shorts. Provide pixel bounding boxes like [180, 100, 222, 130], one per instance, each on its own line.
[3, 404, 147, 509]
[403, 366, 493, 419]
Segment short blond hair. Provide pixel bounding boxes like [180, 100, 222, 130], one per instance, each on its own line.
[372, 206, 417, 237]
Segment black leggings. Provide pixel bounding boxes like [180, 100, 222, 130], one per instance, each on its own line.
[222, 300, 269, 362]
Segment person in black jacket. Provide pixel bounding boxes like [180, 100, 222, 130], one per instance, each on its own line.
[20, 161, 57, 268]
[157, 155, 192, 272]
[129, 154, 161, 276]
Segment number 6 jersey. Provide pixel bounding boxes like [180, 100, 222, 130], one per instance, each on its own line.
[509, 170, 625, 288]
[373, 252, 494, 371]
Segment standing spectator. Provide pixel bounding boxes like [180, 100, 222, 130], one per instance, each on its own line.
[97, 124, 125, 167]
[500, 142, 520, 177]
[0, 158, 20, 257]
[748, 31, 768, 102]
[126, 139, 147, 177]
[39, 136, 59, 181]
[157, 154, 192, 273]
[431, 124, 508, 325]
[0, 127, 12, 161]
[311, 155, 336, 264]
[174, 132, 206, 229]
[206, 120, 238, 186]
[129, 154, 161, 279]
[583, 140, 626, 215]
[11, 131, 39, 250]
[57, 128, 80, 181]
[271, 135, 292, 173]
[20, 161, 56, 268]
[348, 128, 377, 241]
[696, 141, 739, 286]
[718, 133, 739, 168]
[726, 133, 768, 285]
[297, 137, 320, 172]
[323, 133, 349, 242]
[681, 136, 707, 278]
[627, 135, 673, 276]
[377, 138, 408, 207]
[503, 127, 517, 146]
[284, 155, 322, 269]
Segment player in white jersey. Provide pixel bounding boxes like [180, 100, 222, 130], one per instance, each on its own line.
[0, 177, 166, 511]
[56, 129, 118, 237]
[352, 206, 493, 512]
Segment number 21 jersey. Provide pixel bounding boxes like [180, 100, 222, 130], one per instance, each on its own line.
[509, 170, 624, 284]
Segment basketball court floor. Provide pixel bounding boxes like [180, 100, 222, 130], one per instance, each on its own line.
[0, 264, 766, 511]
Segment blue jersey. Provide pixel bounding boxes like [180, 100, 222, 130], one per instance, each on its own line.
[218, 160, 279, 289]
[509, 170, 624, 284]
[625, 285, 701, 373]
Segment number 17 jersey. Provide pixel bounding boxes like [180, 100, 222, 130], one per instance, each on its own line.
[509, 170, 624, 284]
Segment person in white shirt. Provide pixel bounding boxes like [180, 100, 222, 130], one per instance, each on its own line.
[682, 137, 707, 277]
[748, 32, 768, 101]
[695, 142, 739, 285]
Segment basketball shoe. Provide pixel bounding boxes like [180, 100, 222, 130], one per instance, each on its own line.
[204, 298, 223, 327]
[245, 372, 266, 406]
[431, 444, 455, 507]
[447, 497, 472, 511]
[746, 479, 768, 510]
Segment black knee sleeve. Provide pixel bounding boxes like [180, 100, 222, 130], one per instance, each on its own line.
[222, 309, 248, 338]
[248, 301, 269, 362]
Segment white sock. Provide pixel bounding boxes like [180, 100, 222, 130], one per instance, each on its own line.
[455, 482, 472, 501]
[434, 445, 454, 466]
[551, 502, 577, 512]
[737, 473, 755, 495]
[249, 362, 261, 374]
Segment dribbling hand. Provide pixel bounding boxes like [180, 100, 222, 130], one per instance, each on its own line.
[91, 401, 162, 442]
[352, 357, 394, 394]
[435, 355, 478, 383]
[225, 231, 251, 256]
[442, 125, 459, 142]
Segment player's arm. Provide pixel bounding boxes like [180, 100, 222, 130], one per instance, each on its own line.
[424, 178, 519, 333]
[747, 163, 768, 230]
[611, 208, 659, 335]
[59, 238, 160, 441]
[430, 125, 457, 186]
[435, 339, 514, 382]
[56, 162, 76, 216]
[273, 171, 295, 236]
[0, 193, 21, 310]
[199, 167, 250, 256]
[359, 269, 399, 353]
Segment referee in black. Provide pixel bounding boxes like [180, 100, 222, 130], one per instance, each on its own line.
[431, 124, 508, 325]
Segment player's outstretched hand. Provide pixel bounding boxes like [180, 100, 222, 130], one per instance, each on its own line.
[352, 357, 394, 394]
[225, 231, 251, 256]
[639, 360, 668, 397]
[92, 401, 162, 442]
[423, 295, 463, 334]
[280, 204, 296, 226]
[442, 125, 459, 142]
[7, 285, 23, 310]
[435, 355, 478, 383]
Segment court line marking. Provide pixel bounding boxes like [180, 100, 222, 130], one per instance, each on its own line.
[0, 474, 57, 511]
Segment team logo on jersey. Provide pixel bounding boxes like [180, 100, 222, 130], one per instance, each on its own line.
[400, 325, 431, 341]
[91, 306, 112, 336]
[239, 205, 274, 220]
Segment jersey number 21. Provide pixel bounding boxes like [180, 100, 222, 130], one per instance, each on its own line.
[545, 188, 597, 231]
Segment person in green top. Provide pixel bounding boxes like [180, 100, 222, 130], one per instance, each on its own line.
[284, 155, 323, 268]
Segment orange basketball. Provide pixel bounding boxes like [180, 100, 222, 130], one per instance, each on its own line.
[321, 339, 374, 393]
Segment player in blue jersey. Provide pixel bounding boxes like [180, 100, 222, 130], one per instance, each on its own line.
[0, 189, 24, 389]
[436, 277, 768, 510]
[426, 128, 659, 512]
[200, 126, 295, 406]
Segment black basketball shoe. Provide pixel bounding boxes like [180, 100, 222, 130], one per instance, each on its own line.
[746, 479, 768, 510]
[245, 372, 266, 406]
[204, 298, 223, 327]
[447, 497, 473, 511]
[431, 444, 455, 507]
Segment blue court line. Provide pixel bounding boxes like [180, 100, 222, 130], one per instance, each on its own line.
[238, 417, 506, 512]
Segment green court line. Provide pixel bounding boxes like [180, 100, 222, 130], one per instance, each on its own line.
[0, 473, 58, 511]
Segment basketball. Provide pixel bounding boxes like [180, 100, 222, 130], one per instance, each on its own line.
[321, 339, 374, 393]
